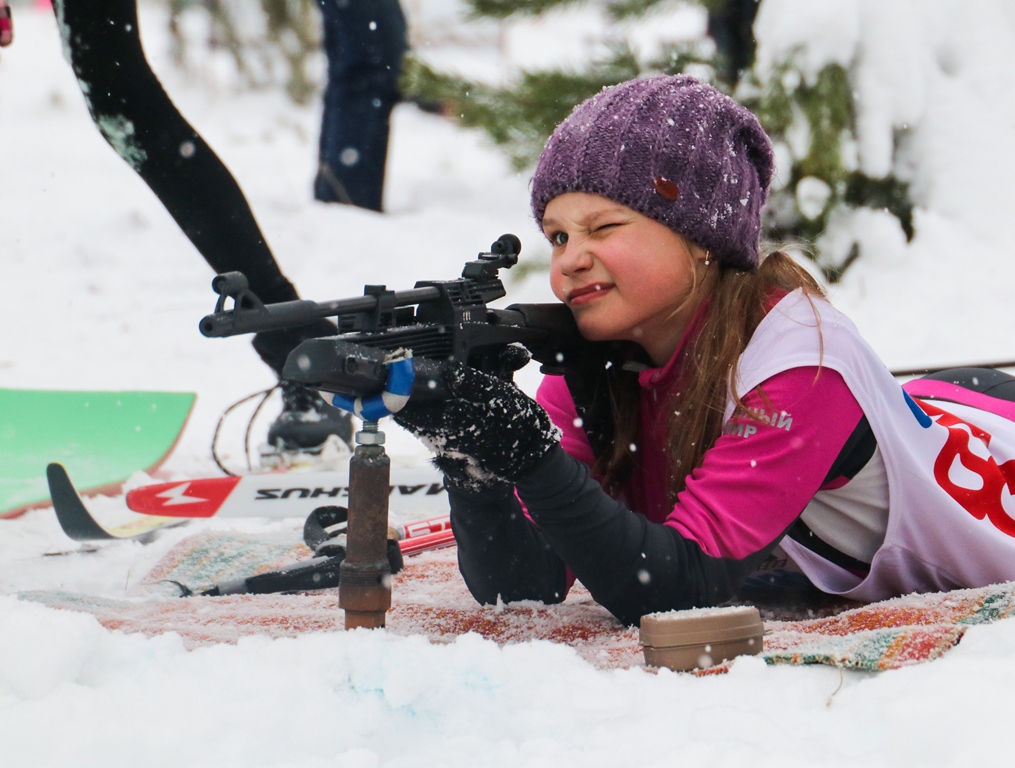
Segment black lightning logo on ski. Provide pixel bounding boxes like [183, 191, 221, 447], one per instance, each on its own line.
[255, 483, 446, 500]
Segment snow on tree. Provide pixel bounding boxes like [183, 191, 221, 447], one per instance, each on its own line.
[403, 0, 920, 282]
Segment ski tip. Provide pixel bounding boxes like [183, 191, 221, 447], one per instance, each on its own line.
[47, 463, 185, 542]
[47, 463, 115, 541]
[46, 462, 75, 501]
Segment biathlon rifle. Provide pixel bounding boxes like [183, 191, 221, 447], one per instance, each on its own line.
[199, 235, 594, 415]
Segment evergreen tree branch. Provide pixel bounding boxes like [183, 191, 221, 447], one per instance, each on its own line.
[605, 0, 725, 21]
[464, 0, 719, 21]
[402, 47, 641, 169]
[464, 0, 587, 20]
[605, 0, 670, 20]
[644, 41, 716, 79]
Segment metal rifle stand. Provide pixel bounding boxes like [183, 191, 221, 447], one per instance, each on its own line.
[339, 420, 392, 629]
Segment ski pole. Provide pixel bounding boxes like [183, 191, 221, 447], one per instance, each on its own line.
[188, 519, 456, 597]
[398, 528, 456, 556]
[393, 515, 451, 541]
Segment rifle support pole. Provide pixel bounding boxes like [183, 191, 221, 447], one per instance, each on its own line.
[339, 420, 392, 629]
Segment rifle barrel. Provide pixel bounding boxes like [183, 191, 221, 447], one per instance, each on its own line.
[314, 286, 442, 317]
[199, 286, 444, 338]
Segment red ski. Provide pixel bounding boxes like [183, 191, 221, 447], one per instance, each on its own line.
[126, 468, 448, 520]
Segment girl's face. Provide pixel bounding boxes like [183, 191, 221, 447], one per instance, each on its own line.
[543, 192, 709, 366]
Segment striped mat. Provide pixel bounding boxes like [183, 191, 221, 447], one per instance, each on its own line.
[20, 530, 1015, 672]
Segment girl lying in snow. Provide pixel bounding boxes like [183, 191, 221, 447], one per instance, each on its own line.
[394, 75, 1015, 626]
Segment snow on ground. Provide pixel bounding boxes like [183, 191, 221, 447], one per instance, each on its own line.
[2, 2, 1015, 766]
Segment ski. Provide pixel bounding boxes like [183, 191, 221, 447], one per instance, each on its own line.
[47, 463, 185, 542]
[125, 468, 449, 520]
[49, 462, 454, 545]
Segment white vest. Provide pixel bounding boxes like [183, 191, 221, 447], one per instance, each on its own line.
[728, 290, 1015, 601]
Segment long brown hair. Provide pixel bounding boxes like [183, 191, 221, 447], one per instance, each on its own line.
[591, 250, 824, 500]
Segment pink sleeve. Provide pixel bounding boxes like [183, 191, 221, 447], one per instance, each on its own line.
[536, 375, 596, 466]
[665, 367, 863, 560]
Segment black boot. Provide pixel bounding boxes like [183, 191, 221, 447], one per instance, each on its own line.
[266, 380, 354, 452]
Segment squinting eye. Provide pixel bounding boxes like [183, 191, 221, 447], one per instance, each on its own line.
[552, 231, 568, 247]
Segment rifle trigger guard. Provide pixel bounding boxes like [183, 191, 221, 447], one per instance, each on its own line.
[329, 350, 415, 421]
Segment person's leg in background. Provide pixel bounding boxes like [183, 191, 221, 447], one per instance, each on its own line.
[314, 0, 408, 212]
[55, 0, 352, 452]
[707, 0, 761, 86]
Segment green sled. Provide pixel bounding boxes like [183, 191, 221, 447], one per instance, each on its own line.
[0, 388, 196, 518]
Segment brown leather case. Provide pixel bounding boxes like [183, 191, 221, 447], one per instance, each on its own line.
[639, 606, 764, 670]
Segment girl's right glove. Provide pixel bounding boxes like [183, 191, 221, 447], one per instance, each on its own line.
[393, 360, 560, 492]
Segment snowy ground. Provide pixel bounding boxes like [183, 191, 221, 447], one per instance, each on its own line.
[3, 2, 1015, 766]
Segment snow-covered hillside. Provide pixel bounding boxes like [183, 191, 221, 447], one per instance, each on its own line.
[2, 2, 1015, 766]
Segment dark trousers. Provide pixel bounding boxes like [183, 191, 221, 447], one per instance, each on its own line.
[707, 0, 761, 85]
[314, 0, 408, 212]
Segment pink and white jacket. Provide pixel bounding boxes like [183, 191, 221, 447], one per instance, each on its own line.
[449, 291, 1015, 623]
[536, 290, 1015, 602]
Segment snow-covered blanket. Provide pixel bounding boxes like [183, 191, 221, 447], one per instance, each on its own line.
[19, 531, 1015, 672]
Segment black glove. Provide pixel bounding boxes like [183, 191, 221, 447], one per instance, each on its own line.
[429, 454, 505, 494]
[394, 361, 560, 491]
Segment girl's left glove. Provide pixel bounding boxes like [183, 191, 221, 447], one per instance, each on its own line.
[394, 363, 560, 488]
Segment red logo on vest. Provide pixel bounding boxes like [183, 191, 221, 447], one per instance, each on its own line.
[918, 399, 1015, 536]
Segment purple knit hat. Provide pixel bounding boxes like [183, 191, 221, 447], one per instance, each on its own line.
[530, 75, 774, 271]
